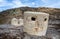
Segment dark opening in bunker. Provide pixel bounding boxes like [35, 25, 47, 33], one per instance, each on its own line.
[44, 18, 47, 21]
[31, 17, 36, 21]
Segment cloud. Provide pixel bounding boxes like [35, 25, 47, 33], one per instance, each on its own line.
[0, 0, 5, 2]
[40, 0, 60, 8]
[41, 0, 60, 8]
[12, 0, 27, 8]
[32, 2, 35, 5]
[46, 2, 60, 8]
[41, 0, 48, 3]
[0, 0, 28, 11]
[0, 0, 7, 7]
[0, 0, 13, 8]
[0, 0, 37, 10]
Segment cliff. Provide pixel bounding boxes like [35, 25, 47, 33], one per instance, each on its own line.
[0, 7, 60, 39]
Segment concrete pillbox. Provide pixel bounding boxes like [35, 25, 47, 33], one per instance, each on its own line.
[24, 11, 49, 36]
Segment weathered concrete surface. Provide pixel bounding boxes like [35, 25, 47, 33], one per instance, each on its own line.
[24, 11, 49, 36]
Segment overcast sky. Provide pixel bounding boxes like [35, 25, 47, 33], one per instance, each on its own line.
[0, 0, 60, 11]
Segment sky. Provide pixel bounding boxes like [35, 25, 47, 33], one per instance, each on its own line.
[0, 0, 60, 11]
